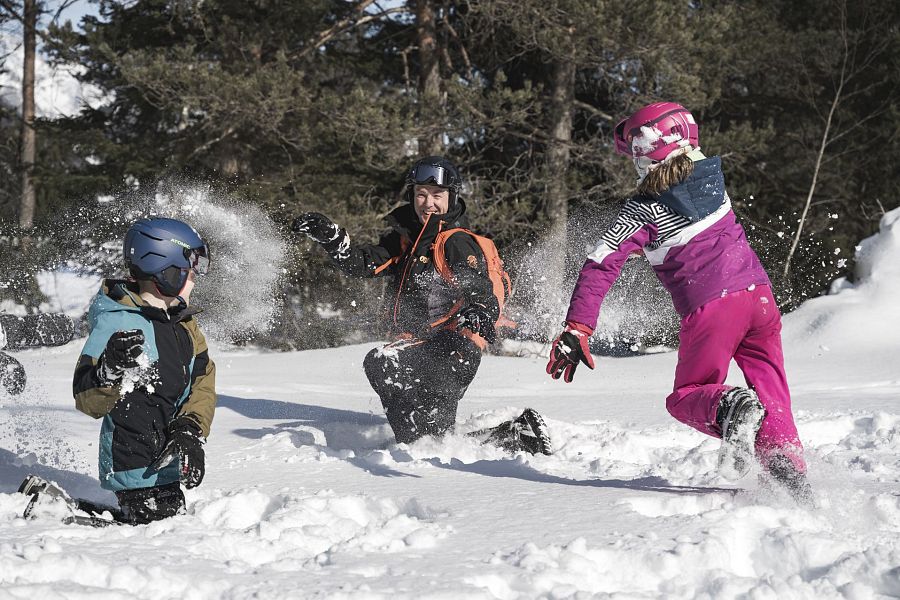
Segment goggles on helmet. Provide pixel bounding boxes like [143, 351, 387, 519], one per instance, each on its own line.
[153, 244, 210, 297]
[410, 164, 453, 188]
[614, 105, 697, 158]
[613, 117, 632, 154]
[185, 244, 211, 276]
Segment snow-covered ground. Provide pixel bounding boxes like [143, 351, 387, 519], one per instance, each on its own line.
[1, 209, 898, 599]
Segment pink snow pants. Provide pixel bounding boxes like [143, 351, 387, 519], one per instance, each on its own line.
[665, 285, 806, 471]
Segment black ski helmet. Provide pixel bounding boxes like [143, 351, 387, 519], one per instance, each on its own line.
[404, 156, 462, 206]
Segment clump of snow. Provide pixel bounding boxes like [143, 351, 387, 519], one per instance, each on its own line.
[34, 182, 288, 344]
[509, 213, 678, 353]
[118, 352, 157, 395]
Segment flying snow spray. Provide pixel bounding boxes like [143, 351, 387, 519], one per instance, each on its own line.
[508, 207, 679, 355]
[50, 181, 288, 344]
[147, 183, 287, 343]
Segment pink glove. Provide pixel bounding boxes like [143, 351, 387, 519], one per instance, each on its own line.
[546, 321, 595, 383]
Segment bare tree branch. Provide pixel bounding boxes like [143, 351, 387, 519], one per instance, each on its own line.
[784, 0, 849, 281]
[293, 1, 408, 61]
[573, 100, 613, 122]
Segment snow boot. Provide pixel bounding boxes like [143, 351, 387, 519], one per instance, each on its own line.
[716, 387, 766, 480]
[473, 408, 553, 455]
[19, 475, 119, 527]
[517, 408, 553, 456]
[763, 454, 815, 508]
[19, 474, 70, 505]
[0, 351, 26, 395]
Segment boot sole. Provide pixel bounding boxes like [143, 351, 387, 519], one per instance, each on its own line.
[520, 408, 553, 456]
[717, 393, 765, 480]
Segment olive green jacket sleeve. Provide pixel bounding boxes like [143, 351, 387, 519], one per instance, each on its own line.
[73, 354, 121, 418]
[178, 318, 217, 438]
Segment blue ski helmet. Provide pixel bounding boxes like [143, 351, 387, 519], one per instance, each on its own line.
[123, 217, 211, 297]
[404, 156, 462, 207]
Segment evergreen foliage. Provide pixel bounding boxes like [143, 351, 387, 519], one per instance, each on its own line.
[0, 0, 897, 347]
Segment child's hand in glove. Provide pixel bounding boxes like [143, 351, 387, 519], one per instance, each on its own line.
[546, 321, 595, 383]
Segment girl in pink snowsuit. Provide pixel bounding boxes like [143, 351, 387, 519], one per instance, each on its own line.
[547, 102, 809, 499]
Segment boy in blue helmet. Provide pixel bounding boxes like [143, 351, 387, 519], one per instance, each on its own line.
[19, 217, 217, 525]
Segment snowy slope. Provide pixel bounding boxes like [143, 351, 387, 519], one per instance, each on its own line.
[0, 36, 107, 118]
[0, 210, 898, 599]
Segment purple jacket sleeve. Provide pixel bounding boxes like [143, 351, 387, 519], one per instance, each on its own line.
[565, 219, 658, 330]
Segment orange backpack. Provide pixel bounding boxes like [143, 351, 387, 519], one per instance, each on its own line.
[431, 228, 516, 336]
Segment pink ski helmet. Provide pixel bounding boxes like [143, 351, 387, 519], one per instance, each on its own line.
[613, 102, 699, 161]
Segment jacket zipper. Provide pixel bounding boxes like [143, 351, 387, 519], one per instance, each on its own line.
[393, 214, 443, 328]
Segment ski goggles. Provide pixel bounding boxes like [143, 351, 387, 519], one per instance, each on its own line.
[409, 164, 454, 187]
[614, 107, 693, 156]
[185, 244, 211, 276]
[613, 117, 634, 155]
[154, 245, 210, 296]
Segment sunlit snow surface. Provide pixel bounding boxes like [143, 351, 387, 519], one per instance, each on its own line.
[1, 210, 898, 599]
[0, 37, 108, 119]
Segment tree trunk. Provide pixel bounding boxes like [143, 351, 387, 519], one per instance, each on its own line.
[541, 58, 576, 336]
[19, 0, 37, 232]
[415, 0, 442, 155]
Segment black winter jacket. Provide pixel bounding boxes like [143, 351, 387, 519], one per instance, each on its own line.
[73, 280, 216, 491]
[324, 200, 499, 341]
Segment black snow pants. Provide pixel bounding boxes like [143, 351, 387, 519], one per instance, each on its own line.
[74, 482, 186, 525]
[364, 331, 481, 444]
[114, 482, 186, 524]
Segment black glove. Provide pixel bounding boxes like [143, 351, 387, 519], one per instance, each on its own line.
[457, 303, 497, 343]
[96, 329, 145, 385]
[292, 212, 341, 244]
[149, 417, 205, 489]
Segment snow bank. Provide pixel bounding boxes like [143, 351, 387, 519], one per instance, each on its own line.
[783, 207, 900, 353]
[0, 487, 449, 598]
[2, 338, 900, 598]
[479, 505, 900, 598]
[35, 270, 102, 317]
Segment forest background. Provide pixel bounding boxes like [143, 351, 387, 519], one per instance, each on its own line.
[0, 0, 897, 351]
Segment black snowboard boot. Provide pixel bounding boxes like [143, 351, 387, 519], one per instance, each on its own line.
[0, 313, 75, 350]
[473, 408, 553, 456]
[19, 474, 119, 527]
[716, 387, 766, 480]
